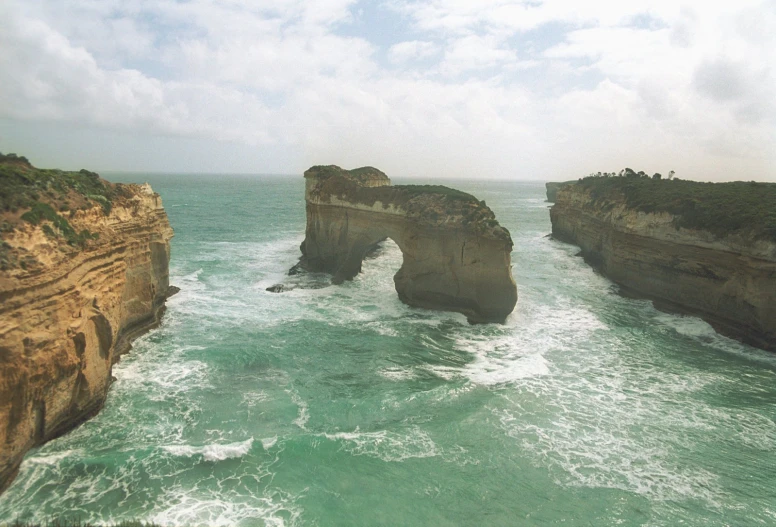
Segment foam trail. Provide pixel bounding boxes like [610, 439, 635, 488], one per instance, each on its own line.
[163, 438, 254, 462]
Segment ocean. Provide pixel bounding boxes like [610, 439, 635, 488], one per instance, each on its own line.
[1, 175, 774, 526]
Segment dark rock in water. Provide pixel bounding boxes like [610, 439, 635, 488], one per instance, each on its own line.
[266, 284, 286, 293]
[288, 263, 304, 276]
[166, 285, 181, 298]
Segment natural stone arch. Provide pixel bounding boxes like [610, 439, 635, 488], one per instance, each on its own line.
[295, 166, 517, 323]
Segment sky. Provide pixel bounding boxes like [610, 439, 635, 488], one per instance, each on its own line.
[0, 0, 774, 181]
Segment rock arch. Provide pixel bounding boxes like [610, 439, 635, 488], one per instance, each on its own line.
[295, 166, 517, 323]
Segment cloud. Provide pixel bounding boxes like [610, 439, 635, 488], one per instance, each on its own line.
[0, 0, 773, 180]
[0, 16, 180, 130]
[439, 35, 518, 75]
[388, 40, 439, 63]
[693, 58, 751, 102]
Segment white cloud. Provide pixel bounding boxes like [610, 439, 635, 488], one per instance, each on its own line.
[0, 0, 773, 180]
[388, 40, 440, 63]
[439, 35, 518, 75]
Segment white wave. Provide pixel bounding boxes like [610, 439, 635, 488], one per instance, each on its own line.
[177, 268, 204, 283]
[443, 302, 606, 386]
[653, 312, 776, 365]
[162, 438, 254, 462]
[422, 365, 460, 381]
[241, 391, 269, 408]
[261, 437, 278, 450]
[323, 426, 438, 462]
[378, 367, 417, 381]
[365, 321, 400, 337]
[150, 488, 302, 527]
[496, 407, 722, 505]
[464, 351, 549, 385]
[115, 356, 210, 396]
[287, 390, 309, 430]
[489, 322, 730, 507]
[26, 450, 82, 466]
[656, 313, 719, 339]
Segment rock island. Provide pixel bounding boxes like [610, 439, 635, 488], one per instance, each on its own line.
[295, 165, 518, 323]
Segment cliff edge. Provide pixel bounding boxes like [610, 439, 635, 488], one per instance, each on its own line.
[545, 180, 575, 203]
[550, 175, 776, 351]
[0, 154, 174, 492]
[296, 165, 517, 323]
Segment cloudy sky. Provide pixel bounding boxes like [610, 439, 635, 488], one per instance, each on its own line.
[0, 0, 774, 181]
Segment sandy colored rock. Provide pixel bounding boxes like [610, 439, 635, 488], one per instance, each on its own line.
[551, 183, 776, 351]
[545, 180, 575, 203]
[296, 166, 517, 323]
[0, 183, 173, 493]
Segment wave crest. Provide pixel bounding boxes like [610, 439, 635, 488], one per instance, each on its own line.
[163, 438, 254, 462]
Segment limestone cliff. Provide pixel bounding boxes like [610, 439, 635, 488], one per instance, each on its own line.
[0, 155, 174, 492]
[295, 166, 517, 323]
[551, 178, 776, 351]
[545, 180, 575, 203]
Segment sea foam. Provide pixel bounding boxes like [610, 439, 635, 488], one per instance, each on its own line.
[163, 438, 254, 462]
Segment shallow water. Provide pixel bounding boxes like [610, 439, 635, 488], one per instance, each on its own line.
[1, 175, 775, 526]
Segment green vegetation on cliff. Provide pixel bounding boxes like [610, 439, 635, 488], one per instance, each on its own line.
[312, 171, 507, 237]
[305, 165, 389, 186]
[577, 175, 776, 242]
[390, 184, 478, 202]
[0, 153, 131, 269]
[305, 165, 509, 240]
[0, 153, 126, 215]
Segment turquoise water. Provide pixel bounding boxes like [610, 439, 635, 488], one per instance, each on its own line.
[1, 175, 775, 526]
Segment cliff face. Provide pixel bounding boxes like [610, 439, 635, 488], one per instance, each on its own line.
[551, 183, 776, 351]
[545, 180, 575, 203]
[0, 169, 174, 492]
[297, 166, 517, 323]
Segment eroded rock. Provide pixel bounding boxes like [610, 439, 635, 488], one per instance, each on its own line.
[550, 181, 776, 351]
[0, 159, 174, 493]
[294, 165, 517, 323]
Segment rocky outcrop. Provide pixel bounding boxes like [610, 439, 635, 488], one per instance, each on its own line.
[296, 166, 517, 323]
[545, 180, 575, 203]
[551, 182, 776, 351]
[0, 165, 174, 493]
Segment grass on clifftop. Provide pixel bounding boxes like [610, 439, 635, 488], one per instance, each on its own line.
[305, 165, 389, 186]
[311, 170, 509, 240]
[0, 153, 131, 269]
[577, 174, 776, 242]
[390, 184, 478, 202]
[0, 153, 126, 215]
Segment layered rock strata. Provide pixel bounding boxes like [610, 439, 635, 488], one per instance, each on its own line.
[0, 169, 173, 493]
[296, 166, 517, 323]
[551, 183, 776, 351]
[545, 180, 575, 203]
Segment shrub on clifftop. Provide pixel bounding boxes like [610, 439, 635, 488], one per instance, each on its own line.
[0, 154, 133, 269]
[0, 154, 129, 214]
[576, 174, 776, 242]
